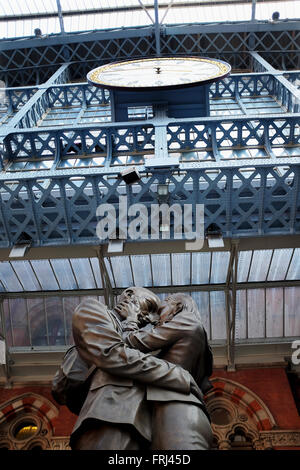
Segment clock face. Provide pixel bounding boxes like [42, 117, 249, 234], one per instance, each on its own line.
[87, 57, 231, 90]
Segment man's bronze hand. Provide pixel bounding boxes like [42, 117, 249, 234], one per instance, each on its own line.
[115, 299, 143, 324]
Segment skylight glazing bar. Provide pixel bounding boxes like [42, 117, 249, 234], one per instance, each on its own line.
[88, 258, 97, 288]
[7, 300, 15, 347]
[138, 0, 154, 23]
[44, 297, 50, 346]
[160, 0, 175, 24]
[149, 254, 154, 287]
[208, 290, 212, 341]
[48, 259, 62, 290]
[56, 0, 65, 34]
[62, 297, 67, 345]
[25, 298, 32, 346]
[284, 248, 295, 281]
[128, 255, 135, 287]
[251, 0, 257, 20]
[154, 0, 161, 55]
[9, 262, 25, 292]
[265, 249, 274, 281]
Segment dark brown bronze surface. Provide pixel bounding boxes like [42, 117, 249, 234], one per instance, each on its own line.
[64, 287, 213, 450]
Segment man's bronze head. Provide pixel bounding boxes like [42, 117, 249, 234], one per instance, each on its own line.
[116, 287, 161, 323]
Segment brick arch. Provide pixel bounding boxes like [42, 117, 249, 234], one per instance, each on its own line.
[206, 377, 276, 431]
[0, 393, 59, 431]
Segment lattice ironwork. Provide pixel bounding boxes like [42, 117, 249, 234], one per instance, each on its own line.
[0, 164, 299, 248]
[1, 22, 300, 86]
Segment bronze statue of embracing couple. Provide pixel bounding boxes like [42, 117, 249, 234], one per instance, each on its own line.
[52, 287, 213, 450]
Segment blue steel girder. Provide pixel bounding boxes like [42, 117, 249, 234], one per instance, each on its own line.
[0, 163, 300, 248]
[0, 63, 70, 135]
[1, 114, 299, 170]
[1, 71, 299, 134]
[1, 21, 300, 86]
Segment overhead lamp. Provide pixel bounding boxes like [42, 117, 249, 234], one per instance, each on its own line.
[159, 223, 170, 233]
[157, 183, 169, 203]
[118, 167, 141, 185]
[206, 224, 224, 248]
[272, 11, 280, 21]
[157, 184, 169, 196]
[34, 28, 42, 38]
[107, 239, 124, 254]
[9, 232, 32, 258]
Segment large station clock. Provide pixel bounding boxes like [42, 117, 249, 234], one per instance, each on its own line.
[87, 57, 231, 120]
[87, 57, 231, 91]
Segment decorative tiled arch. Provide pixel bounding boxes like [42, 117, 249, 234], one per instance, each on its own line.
[0, 393, 59, 431]
[207, 377, 277, 431]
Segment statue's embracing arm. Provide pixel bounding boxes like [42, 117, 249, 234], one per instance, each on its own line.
[72, 298, 192, 395]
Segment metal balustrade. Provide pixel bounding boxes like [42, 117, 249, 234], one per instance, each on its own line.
[1, 73, 298, 133]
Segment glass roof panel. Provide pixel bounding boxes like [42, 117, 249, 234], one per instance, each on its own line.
[191, 291, 211, 338]
[29, 260, 59, 290]
[2, 1, 299, 40]
[10, 260, 41, 291]
[1, 249, 300, 294]
[248, 250, 273, 282]
[7, 298, 31, 347]
[266, 287, 284, 337]
[171, 253, 190, 286]
[286, 248, 300, 280]
[267, 249, 293, 281]
[89, 257, 103, 289]
[284, 287, 300, 337]
[151, 254, 171, 286]
[69, 258, 97, 289]
[237, 251, 252, 283]
[210, 251, 231, 284]
[191, 252, 211, 285]
[0, 0, 58, 16]
[255, 1, 299, 20]
[109, 256, 134, 288]
[209, 291, 226, 340]
[3, 285, 300, 349]
[50, 258, 78, 290]
[130, 254, 152, 287]
[0, 262, 23, 292]
[235, 289, 247, 339]
[247, 288, 265, 338]
[27, 297, 48, 347]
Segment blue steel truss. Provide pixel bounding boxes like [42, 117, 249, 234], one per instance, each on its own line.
[1, 20, 300, 86]
[0, 163, 300, 248]
[0, 22, 300, 250]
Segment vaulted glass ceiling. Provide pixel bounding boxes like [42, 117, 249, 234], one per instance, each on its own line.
[2, 287, 300, 348]
[0, 248, 300, 349]
[1, 248, 300, 293]
[1, 0, 300, 40]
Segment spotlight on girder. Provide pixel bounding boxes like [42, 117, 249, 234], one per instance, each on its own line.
[157, 183, 169, 203]
[206, 224, 224, 248]
[9, 232, 32, 258]
[34, 28, 42, 37]
[107, 239, 124, 254]
[118, 167, 141, 185]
